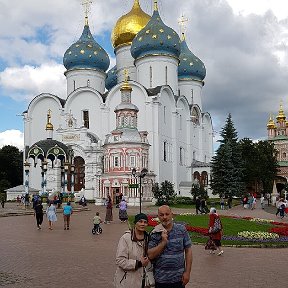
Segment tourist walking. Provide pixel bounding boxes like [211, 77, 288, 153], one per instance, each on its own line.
[208, 207, 224, 256]
[114, 213, 150, 288]
[24, 193, 30, 209]
[34, 200, 44, 229]
[46, 201, 57, 230]
[220, 196, 225, 210]
[118, 198, 128, 222]
[195, 197, 201, 214]
[105, 195, 113, 224]
[0, 194, 5, 208]
[200, 198, 208, 214]
[251, 196, 256, 210]
[63, 202, 73, 230]
[148, 205, 192, 288]
[260, 195, 265, 209]
[266, 193, 271, 206]
[276, 198, 284, 217]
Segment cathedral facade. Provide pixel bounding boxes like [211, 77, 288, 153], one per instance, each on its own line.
[267, 103, 288, 190]
[23, 0, 213, 205]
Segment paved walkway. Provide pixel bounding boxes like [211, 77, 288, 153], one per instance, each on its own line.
[0, 201, 287, 288]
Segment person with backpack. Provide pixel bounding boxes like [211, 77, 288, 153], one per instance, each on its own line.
[34, 200, 44, 229]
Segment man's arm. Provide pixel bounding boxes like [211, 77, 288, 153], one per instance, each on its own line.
[182, 246, 192, 285]
[147, 240, 167, 260]
[147, 231, 168, 260]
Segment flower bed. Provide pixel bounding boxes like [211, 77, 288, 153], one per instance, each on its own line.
[269, 226, 288, 236]
[145, 214, 288, 247]
[237, 231, 279, 240]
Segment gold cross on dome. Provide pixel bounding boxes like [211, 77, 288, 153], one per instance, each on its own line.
[47, 109, 52, 123]
[82, 0, 92, 23]
[153, 0, 158, 11]
[124, 69, 129, 83]
[178, 14, 188, 40]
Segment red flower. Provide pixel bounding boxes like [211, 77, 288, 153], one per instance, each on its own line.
[269, 226, 288, 236]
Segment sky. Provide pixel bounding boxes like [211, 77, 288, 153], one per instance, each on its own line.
[0, 0, 288, 150]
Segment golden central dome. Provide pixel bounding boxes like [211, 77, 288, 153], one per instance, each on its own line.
[111, 0, 150, 49]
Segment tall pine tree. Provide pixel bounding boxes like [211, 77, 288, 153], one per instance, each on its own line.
[211, 114, 245, 197]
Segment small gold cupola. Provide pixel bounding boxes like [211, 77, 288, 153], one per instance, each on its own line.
[267, 114, 276, 129]
[46, 109, 54, 131]
[276, 102, 286, 122]
[120, 69, 132, 92]
[111, 0, 150, 49]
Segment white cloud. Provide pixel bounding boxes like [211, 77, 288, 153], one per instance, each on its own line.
[0, 130, 24, 150]
[226, 0, 288, 20]
[0, 63, 66, 101]
[0, 0, 288, 145]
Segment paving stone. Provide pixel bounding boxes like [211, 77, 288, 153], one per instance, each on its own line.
[0, 202, 287, 288]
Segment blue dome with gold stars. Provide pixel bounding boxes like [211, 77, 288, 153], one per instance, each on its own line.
[178, 37, 206, 81]
[131, 6, 180, 60]
[105, 65, 117, 90]
[63, 24, 110, 72]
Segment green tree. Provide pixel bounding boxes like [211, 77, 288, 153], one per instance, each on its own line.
[256, 140, 279, 193]
[152, 180, 176, 205]
[211, 114, 245, 198]
[239, 138, 258, 187]
[239, 139, 279, 194]
[190, 182, 208, 202]
[0, 145, 23, 188]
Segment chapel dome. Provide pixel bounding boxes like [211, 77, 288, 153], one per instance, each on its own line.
[178, 36, 206, 81]
[105, 65, 118, 90]
[131, 5, 181, 60]
[63, 23, 110, 72]
[111, 0, 150, 49]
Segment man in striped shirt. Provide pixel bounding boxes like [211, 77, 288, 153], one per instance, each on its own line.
[148, 205, 192, 288]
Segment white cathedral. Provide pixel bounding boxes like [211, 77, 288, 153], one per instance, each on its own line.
[23, 0, 213, 205]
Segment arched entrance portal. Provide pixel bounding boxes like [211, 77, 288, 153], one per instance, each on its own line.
[70, 156, 85, 192]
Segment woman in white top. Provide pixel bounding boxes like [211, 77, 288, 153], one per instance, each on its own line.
[46, 201, 57, 230]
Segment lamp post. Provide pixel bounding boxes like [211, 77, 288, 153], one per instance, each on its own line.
[41, 160, 48, 195]
[70, 164, 75, 194]
[64, 162, 69, 199]
[24, 161, 30, 195]
[131, 168, 148, 213]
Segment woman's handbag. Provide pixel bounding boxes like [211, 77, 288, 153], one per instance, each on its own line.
[142, 233, 155, 288]
[143, 262, 155, 288]
[205, 237, 217, 250]
[210, 217, 222, 234]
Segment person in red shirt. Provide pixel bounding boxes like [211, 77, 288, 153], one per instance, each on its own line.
[208, 208, 224, 256]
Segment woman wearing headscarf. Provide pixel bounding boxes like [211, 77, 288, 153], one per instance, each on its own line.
[114, 213, 150, 288]
[119, 198, 128, 222]
[105, 195, 113, 224]
[208, 207, 224, 255]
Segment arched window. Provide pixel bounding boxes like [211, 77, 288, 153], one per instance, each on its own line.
[150, 66, 152, 87]
[164, 141, 167, 162]
[165, 66, 168, 85]
[191, 108, 199, 125]
[201, 171, 208, 187]
[193, 171, 200, 183]
[72, 156, 85, 191]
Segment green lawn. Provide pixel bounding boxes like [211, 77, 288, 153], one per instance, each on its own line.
[129, 213, 288, 247]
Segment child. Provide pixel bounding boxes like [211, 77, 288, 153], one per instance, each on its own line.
[93, 212, 102, 234]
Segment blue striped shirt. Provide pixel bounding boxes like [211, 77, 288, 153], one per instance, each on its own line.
[148, 223, 192, 283]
